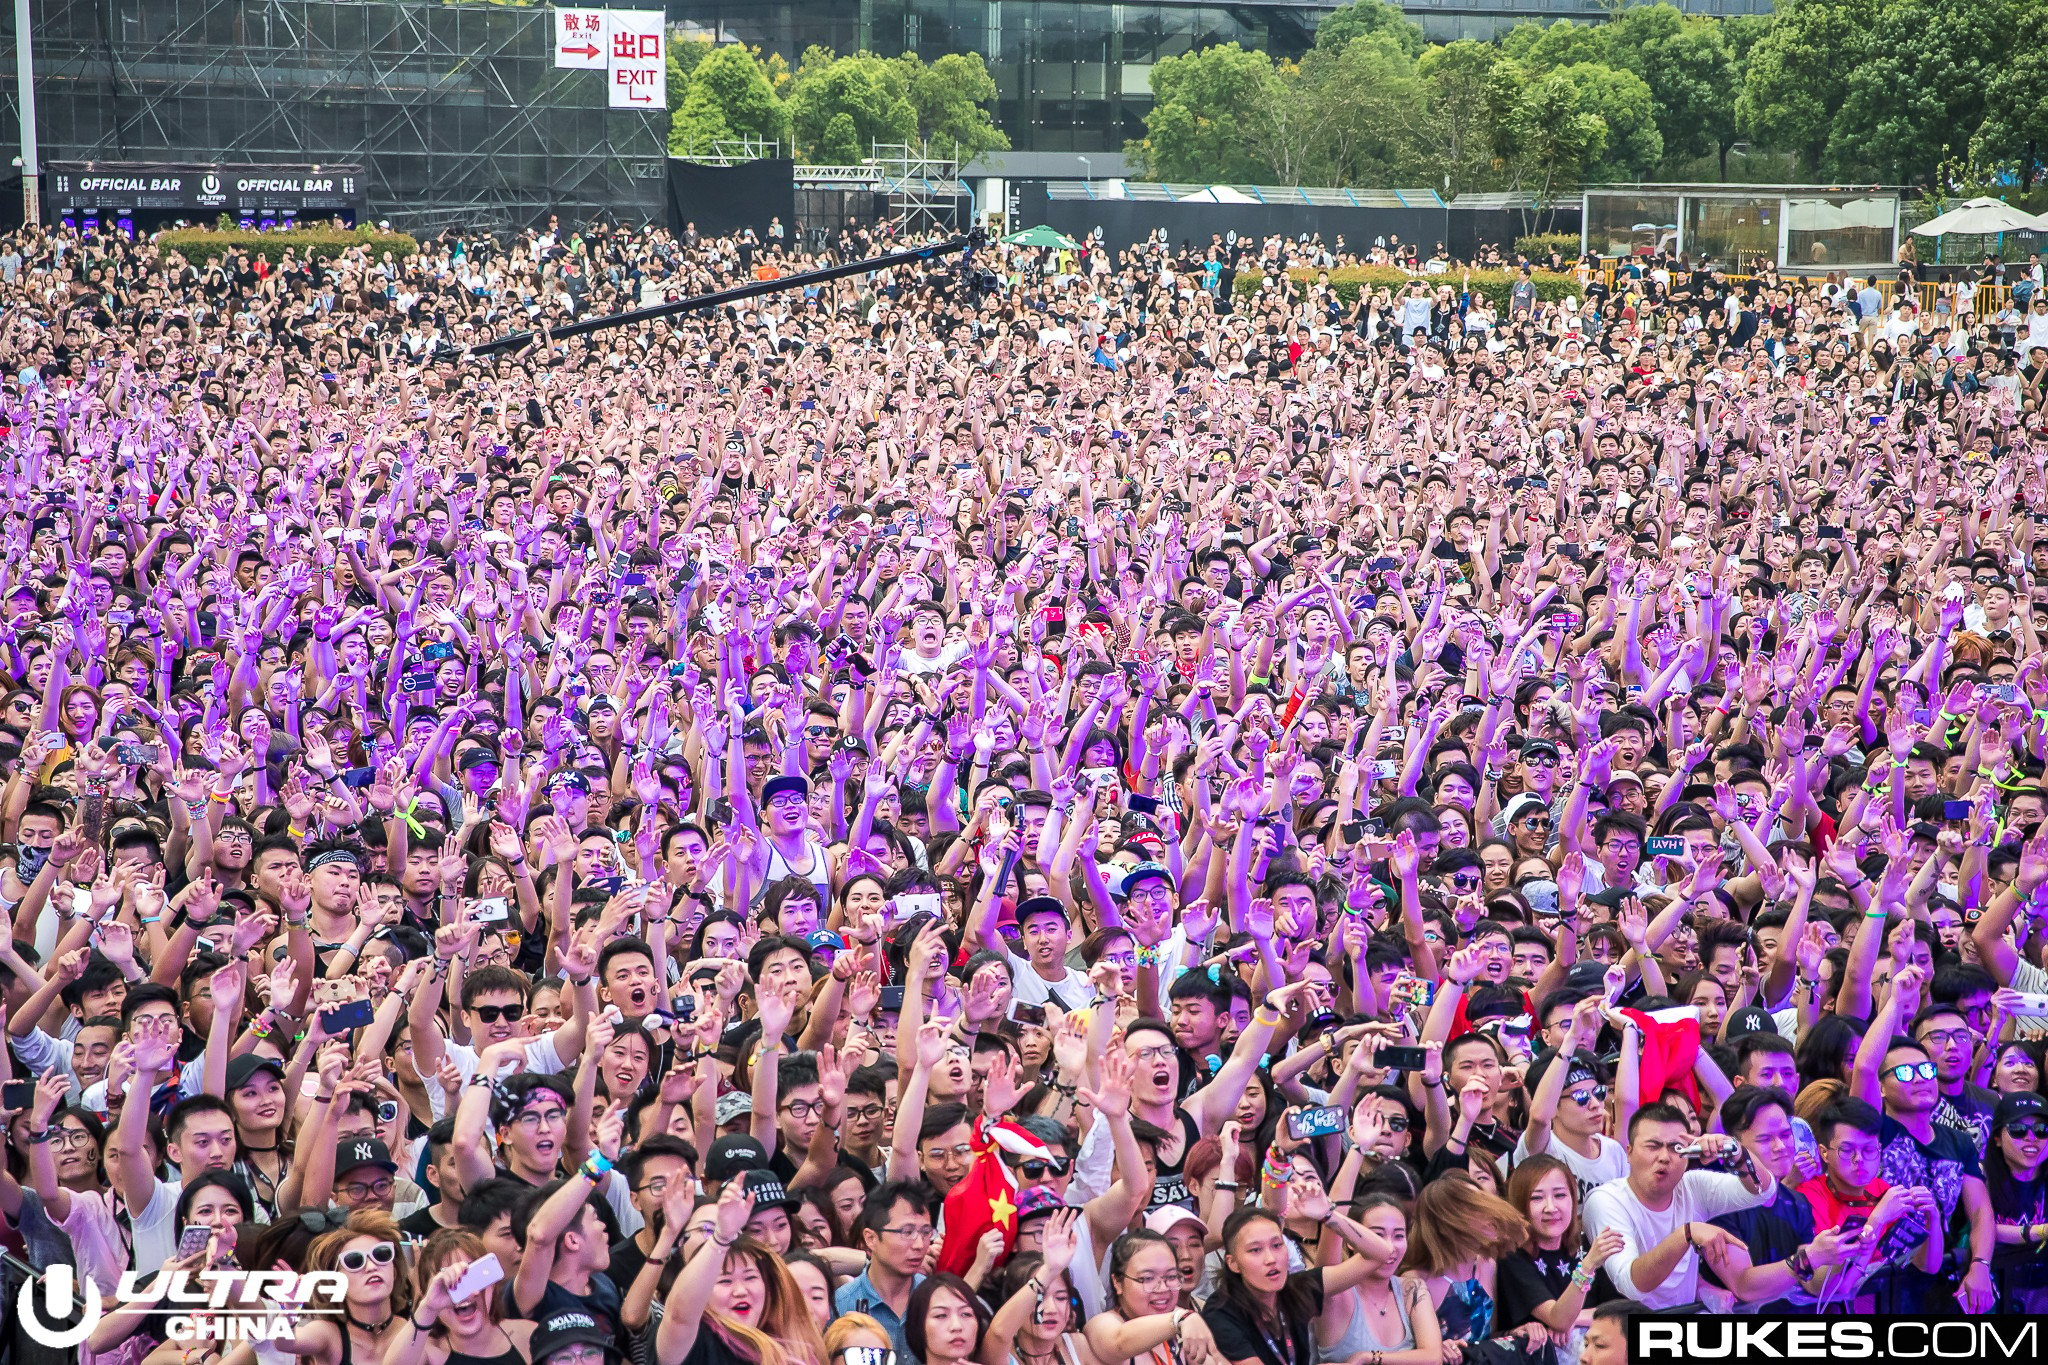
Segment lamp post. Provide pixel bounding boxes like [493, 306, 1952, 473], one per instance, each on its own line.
[13, 0, 39, 227]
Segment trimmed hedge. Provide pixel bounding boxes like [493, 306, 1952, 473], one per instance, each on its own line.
[156, 225, 419, 264]
[1234, 265, 1579, 311]
[1514, 232, 1581, 262]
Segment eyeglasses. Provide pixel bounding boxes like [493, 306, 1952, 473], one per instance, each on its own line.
[1916, 1027, 1972, 1049]
[844, 1103, 885, 1123]
[51, 1127, 96, 1149]
[923, 1142, 974, 1161]
[1883, 1061, 1938, 1083]
[337, 1242, 397, 1271]
[879, 1224, 936, 1241]
[1121, 1270, 1183, 1288]
[1567, 1085, 1610, 1106]
[767, 793, 807, 810]
[2005, 1119, 2048, 1139]
[1006, 1156, 1072, 1179]
[780, 1098, 825, 1120]
[472, 1004, 524, 1024]
[340, 1177, 396, 1201]
[512, 1106, 567, 1128]
[1130, 1044, 1177, 1063]
[548, 1347, 609, 1365]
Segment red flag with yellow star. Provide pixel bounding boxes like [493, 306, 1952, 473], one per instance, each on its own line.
[934, 1120, 1050, 1276]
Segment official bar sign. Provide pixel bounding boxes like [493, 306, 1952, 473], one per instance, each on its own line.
[551, 7, 666, 113]
[43, 162, 368, 217]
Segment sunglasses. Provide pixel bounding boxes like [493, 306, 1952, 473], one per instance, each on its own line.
[1008, 1156, 1072, 1179]
[1567, 1085, 1610, 1105]
[840, 1351, 898, 1365]
[337, 1242, 397, 1272]
[472, 1004, 524, 1023]
[1883, 1061, 1938, 1083]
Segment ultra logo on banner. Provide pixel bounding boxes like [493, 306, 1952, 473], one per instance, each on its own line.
[17, 1265, 348, 1347]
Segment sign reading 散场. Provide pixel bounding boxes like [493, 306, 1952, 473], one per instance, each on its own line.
[553, 7, 606, 68]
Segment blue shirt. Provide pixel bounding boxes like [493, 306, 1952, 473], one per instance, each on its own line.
[836, 1270, 923, 1360]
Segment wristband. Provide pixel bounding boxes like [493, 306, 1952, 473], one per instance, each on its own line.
[1213, 1181, 1241, 1192]
[210, 791, 232, 804]
[412, 1314, 437, 1332]
[1569, 1266, 1595, 1289]
[582, 1152, 615, 1180]
[26, 1127, 53, 1145]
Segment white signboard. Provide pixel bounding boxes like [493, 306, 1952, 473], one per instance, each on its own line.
[553, 8, 606, 68]
[606, 10, 667, 110]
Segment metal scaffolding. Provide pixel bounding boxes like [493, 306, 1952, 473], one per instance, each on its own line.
[0, 0, 667, 230]
[869, 141, 967, 235]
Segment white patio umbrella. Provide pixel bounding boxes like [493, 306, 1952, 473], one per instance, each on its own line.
[1911, 197, 2041, 236]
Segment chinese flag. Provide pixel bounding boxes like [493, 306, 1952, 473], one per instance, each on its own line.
[935, 1121, 1048, 1276]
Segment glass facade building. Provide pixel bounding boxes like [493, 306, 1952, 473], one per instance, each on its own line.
[674, 0, 1775, 155]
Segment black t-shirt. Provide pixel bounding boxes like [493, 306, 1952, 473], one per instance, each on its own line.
[680, 1327, 752, 1365]
[1495, 1249, 1618, 1334]
[1203, 1272, 1325, 1365]
[398, 1205, 446, 1242]
[1879, 1113, 1981, 1232]
[1710, 1184, 1816, 1314]
[609, 1235, 650, 1292]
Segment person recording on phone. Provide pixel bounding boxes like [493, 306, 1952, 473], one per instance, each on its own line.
[1581, 1102, 1775, 1310]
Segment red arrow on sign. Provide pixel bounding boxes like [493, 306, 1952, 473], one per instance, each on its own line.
[560, 42, 599, 58]
[630, 88, 653, 102]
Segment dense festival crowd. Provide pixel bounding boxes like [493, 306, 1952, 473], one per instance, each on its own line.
[2, 207, 2048, 1365]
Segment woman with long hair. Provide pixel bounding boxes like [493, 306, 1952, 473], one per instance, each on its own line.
[1496, 1155, 1623, 1352]
[1400, 1174, 1535, 1356]
[1200, 1195, 1395, 1365]
[1082, 1228, 1222, 1365]
[906, 1273, 991, 1365]
[97, 1173, 255, 1365]
[1982, 1095, 2048, 1312]
[1317, 1193, 1448, 1365]
[245, 1209, 415, 1365]
[384, 1227, 535, 1365]
[981, 1210, 1104, 1365]
[657, 1184, 827, 1365]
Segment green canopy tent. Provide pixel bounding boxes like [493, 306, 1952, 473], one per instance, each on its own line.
[1002, 225, 1081, 249]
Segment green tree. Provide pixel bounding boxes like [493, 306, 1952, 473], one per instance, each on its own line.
[1128, 44, 1284, 183]
[1601, 4, 1735, 173]
[1830, 0, 2009, 184]
[1313, 0, 1425, 57]
[668, 43, 791, 157]
[1971, 3, 2048, 188]
[1290, 34, 1430, 187]
[787, 48, 919, 163]
[1500, 19, 1608, 72]
[1736, 0, 1878, 173]
[894, 51, 1010, 165]
[1417, 40, 1507, 195]
[1551, 62, 1663, 178]
[668, 37, 712, 114]
[1490, 63, 1609, 201]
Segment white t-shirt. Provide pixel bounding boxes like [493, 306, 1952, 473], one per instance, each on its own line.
[1584, 1169, 1775, 1308]
[419, 1029, 569, 1121]
[1006, 957, 1093, 1011]
[1513, 1127, 1629, 1192]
